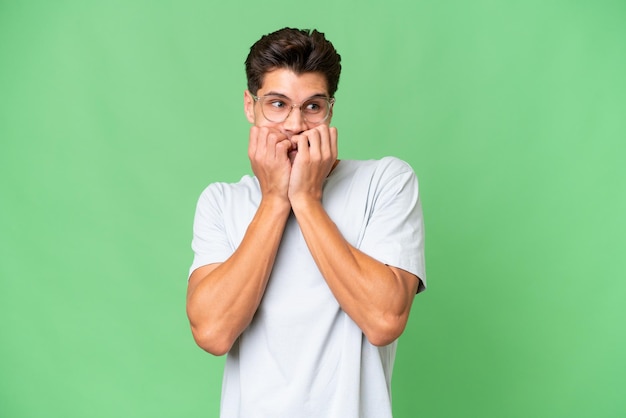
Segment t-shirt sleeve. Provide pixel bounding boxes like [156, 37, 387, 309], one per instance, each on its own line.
[188, 184, 234, 277]
[358, 157, 427, 292]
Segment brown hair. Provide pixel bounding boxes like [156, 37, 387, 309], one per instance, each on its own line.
[245, 28, 342, 97]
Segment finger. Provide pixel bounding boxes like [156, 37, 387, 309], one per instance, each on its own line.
[254, 126, 269, 159]
[275, 138, 292, 159]
[329, 126, 338, 159]
[266, 130, 288, 158]
[264, 127, 287, 159]
[305, 129, 322, 159]
[315, 125, 331, 158]
[248, 126, 260, 160]
[293, 134, 310, 160]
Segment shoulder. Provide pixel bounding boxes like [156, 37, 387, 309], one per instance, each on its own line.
[374, 156, 416, 177]
[197, 175, 259, 201]
[335, 157, 417, 183]
[194, 175, 260, 216]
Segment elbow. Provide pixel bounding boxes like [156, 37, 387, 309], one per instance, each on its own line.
[190, 324, 236, 356]
[187, 302, 238, 356]
[363, 314, 409, 347]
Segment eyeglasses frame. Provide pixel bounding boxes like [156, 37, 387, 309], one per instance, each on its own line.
[251, 93, 335, 124]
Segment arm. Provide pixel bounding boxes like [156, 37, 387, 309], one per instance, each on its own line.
[291, 199, 419, 346]
[186, 127, 292, 355]
[289, 126, 421, 347]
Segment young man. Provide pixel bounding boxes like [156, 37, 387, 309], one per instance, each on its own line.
[186, 28, 426, 417]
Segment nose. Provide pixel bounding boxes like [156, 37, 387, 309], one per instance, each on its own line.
[281, 104, 307, 134]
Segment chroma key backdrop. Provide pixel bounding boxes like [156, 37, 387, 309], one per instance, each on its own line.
[1, 1, 625, 417]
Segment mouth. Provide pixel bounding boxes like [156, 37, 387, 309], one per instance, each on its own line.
[288, 144, 298, 162]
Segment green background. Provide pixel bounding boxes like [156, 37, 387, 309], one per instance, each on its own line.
[1, 0, 625, 417]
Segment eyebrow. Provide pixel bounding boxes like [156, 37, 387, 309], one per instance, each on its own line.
[263, 92, 330, 100]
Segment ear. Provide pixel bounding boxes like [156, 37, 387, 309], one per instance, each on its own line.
[244, 90, 255, 124]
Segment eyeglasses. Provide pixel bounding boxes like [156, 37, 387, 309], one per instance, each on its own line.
[251, 94, 335, 124]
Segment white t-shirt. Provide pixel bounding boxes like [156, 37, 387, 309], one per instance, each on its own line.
[190, 157, 426, 418]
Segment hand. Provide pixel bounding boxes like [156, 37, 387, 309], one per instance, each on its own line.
[288, 125, 338, 205]
[248, 126, 293, 204]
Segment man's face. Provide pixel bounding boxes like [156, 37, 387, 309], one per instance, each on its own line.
[244, 68, 333, 139]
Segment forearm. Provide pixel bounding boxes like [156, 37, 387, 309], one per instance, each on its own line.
[187, 198, 290, 355]
[291, 198, 419, 346]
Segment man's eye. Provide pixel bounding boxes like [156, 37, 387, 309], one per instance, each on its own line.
[269, 100, 287, 109]
[304, 101, 323, 113]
